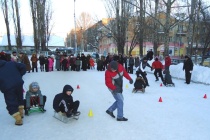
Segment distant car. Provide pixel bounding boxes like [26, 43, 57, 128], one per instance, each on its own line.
[191, 56, 202, 64]
[171, 58, 185, 65]
[203, 58, 210, 67]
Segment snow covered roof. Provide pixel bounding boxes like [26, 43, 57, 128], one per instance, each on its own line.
[0, 35, 64, 47]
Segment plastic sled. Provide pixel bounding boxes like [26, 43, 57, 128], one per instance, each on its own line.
[53, 111, 79, 123]
[132, 88, 145, 93]
[165, 83, 175, 87]
[27, 106, 45, 116]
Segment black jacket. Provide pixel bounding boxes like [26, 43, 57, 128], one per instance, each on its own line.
[183, 58, 193, 71]
[53, 85, 74, 112]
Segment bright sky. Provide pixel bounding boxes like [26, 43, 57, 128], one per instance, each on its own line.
[0, 0, 107, 38]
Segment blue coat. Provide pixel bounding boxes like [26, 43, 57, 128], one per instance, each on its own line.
[0, 60, 26, 93]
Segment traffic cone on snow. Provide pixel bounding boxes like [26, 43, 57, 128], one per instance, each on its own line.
[126, 84, 128, 89]
[77, 85, 80, 89]
[88, 109, 93, 117]
[160, 83, 163, 87]
[203, 94, 207, 99]
[159, 97, 163, 102]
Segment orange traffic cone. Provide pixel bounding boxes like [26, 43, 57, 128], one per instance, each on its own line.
[203, 94, 207, 99]
[160, 83, 162, 87]
[77, 85, 80, 89]
[159, 97, 163, 102]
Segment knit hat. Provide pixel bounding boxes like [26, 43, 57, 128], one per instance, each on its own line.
[110, 61, 118, 70]
[31, 82, 39, 89]
[185, 55, 189, 59]
[155, 58, 158, 61]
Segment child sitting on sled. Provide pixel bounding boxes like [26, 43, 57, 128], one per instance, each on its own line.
[132, 71, 147, 93]
[163, 70, 175, 87]
[24, 82, 47, 116]
[53, 84, 80, 118]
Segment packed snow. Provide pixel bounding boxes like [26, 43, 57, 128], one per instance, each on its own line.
[0, 61, 209, 140]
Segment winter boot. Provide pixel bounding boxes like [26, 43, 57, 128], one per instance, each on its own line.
[39, 105, 46, 112]
[25, 108, 30, 116]
[18, 105, 24, 118]
[117, 117, 128, 121]
[106, 110, 115, 118]
[12, 112, 23, 126]
[73, 111, 81, 116]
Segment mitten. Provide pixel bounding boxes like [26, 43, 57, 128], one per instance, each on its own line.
[129, 79, 133, 84]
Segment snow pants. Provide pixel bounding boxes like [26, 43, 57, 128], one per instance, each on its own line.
[3, 84, 24, 115]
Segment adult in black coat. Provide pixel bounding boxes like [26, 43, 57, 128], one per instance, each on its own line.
[146, 49, 154, 61]
[0, 53, 26, 125]
[80, 54, 87, 71]
[183, 55, 194, 84]
[53, 85, 80, 117]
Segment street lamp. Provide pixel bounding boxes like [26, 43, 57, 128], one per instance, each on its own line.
[74, 0, 77, 54]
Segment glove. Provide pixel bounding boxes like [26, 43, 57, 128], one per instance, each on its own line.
[129, 79, 133, 84]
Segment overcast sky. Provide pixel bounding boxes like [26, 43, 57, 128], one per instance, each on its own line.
[0, 0, 107, 38]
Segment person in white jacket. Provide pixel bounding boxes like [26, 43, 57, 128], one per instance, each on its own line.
[136, 57, 153, 86]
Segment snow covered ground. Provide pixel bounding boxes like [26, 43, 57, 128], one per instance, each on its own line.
[0, 62, 209, 140]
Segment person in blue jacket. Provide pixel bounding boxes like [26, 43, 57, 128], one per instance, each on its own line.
[0, 52, 26, 126]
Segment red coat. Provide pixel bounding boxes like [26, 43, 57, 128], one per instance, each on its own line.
[152, 60, 163, 69]
[105, 62, 131, 91]
[165, 56, 171, 67]
[89, 58, 95, 67]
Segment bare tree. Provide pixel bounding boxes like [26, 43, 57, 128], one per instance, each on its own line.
[11, 0, 22, 51]
[103, 0, 132, 55]
[45, 0, 53, 49]
[1, 0, 12, 50]
[30, 0, 53, 53]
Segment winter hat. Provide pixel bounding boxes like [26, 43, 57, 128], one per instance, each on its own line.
[110, 61, 118, 70]
[185, 55, 189, 59]
[155, 58, 158, 61]
[0, 52, 6, 61]
[63, 85, 74, 94]
[31, 82, 39, 89]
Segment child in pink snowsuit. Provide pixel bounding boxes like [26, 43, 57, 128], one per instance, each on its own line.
[48, 57, 54, 71]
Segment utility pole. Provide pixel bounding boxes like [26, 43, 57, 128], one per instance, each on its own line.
[74, 0, 77, 54]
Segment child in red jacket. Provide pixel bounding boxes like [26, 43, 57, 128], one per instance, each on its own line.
[152, 58, 164, 82]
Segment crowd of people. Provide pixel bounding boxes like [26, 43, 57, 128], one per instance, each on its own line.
[0, 49, 194, 125]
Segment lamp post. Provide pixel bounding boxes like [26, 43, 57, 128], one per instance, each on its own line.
[74, 0, 77, 54]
